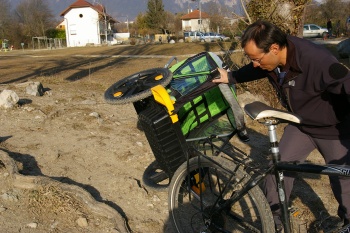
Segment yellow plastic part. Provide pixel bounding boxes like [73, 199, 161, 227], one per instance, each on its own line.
[151, 85, 178, 123]
[191, 173, 206, 195]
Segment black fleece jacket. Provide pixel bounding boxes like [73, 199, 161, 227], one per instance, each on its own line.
[229, 35, 350, 139]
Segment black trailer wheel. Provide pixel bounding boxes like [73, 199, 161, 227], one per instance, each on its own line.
[104, 68, 172, 105]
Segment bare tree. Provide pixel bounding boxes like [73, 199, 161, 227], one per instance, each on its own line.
[203, 2, 231, 33]
[0, 0, 12, 40]
[174, 13, 184, 37]
[246, 0, 311, 36]
[14, 0, 54, 37]
[163, 11, 176, 34]
[304, 1, 323, 25]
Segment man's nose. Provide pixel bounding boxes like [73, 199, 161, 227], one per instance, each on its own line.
[252, 63, 260, 68]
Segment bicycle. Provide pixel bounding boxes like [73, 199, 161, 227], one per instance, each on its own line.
[168, 101, 350, 233]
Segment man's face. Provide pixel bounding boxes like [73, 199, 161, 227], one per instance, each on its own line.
[244, 40, 279, 71]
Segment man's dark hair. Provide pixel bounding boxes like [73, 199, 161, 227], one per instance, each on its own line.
[241, 20, 288, 53]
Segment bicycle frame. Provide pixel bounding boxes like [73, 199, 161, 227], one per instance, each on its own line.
[185, 101, 350, 233]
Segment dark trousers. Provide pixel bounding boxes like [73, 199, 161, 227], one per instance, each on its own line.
[264, 124, 350, 223]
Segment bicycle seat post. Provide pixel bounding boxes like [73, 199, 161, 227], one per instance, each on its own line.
[265, 120, 292, 233]
[266, 122, 281, 163]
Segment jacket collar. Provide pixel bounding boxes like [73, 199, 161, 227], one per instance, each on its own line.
[286, 35, 302, 75]
[268, 36, 302, 83]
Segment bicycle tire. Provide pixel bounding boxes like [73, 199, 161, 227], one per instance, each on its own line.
[104, 67, 172, 105]
[168, 155, 275, 233]
[142, 160, 170, 191]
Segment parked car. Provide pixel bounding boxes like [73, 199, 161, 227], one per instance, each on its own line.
[184, 31, 230, 42]
[303, 24, 328, 38]
[202, 32, 216, 42]
[183, 31, 204, 42]
[215, 33, 230, 41]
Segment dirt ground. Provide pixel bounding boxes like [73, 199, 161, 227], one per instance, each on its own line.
[0, 41, 349, 233]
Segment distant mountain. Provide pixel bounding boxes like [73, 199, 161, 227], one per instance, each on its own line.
[9, 0, 237, 22]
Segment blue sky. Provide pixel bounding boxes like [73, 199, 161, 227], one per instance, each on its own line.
[9, 0, 238, 21]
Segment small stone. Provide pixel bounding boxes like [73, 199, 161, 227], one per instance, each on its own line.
[23, 106, 35, 112]
[81, 100, 96, 105]
[0, 207, 7, 212]
[76, 217, 88, 227]
[1, 193, 18, 202]
[44, 91, 52, 96]
[152, 195, 161, 202]
[0, 90, 19, 108]
[136, 141, 143, 147]
[97, 118, 104, 124]
[110, 228, 120, 233]
[50, 220, 59, 228]
[27, 222, 38, 228]
[26, 82, 44, 96]
[89, 112, 100, 118]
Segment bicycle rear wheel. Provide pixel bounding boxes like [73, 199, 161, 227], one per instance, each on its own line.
[168, 155, 274, 233]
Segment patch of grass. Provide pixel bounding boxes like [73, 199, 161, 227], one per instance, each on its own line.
[26, 185, 85, 216]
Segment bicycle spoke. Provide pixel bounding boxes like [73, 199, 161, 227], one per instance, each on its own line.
[118, 84, 140, 98]
[140, 74, 165, 88]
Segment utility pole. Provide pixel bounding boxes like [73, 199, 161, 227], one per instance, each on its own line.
[127, 17, 129, 33]
[102, 5, 107, 44]
[119, 16, 129, 33]
[191, 0, 201, 32]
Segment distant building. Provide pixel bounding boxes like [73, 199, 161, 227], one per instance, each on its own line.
[56, 20, 65, 30]
[223, 16, 239, 26]
[60, 0, 117, 47]
[181, 9, 210, 32]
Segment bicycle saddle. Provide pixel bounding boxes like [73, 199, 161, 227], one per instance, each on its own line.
[244, 101, 302, 124]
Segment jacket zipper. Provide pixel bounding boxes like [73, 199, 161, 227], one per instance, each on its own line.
[283, 75, 298, 113]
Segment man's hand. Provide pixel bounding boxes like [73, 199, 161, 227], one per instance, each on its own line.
[212, 68, 229, 84]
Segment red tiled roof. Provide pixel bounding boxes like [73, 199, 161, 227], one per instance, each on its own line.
[93, 4, 105, 13]
[60, 0, 92, 16]
[181, 10, 209, 20]
[59, 0, 117, 23]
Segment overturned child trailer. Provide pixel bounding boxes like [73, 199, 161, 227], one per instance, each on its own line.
[104, 52, 246, 190]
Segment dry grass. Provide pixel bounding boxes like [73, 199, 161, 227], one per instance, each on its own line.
[26, 185, 85, 216]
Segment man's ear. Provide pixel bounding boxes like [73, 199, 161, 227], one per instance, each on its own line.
[270, 44, 280, 55]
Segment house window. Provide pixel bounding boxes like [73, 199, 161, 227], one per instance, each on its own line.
[70, 24, 77, 35]
[79, 14, 83, 18]
[198, 19, 202, 25]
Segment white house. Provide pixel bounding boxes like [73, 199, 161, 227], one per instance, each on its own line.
[60, 0, 116, 47]
[181, 9, 210, 32]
